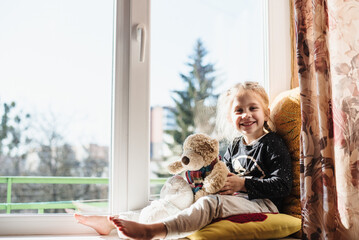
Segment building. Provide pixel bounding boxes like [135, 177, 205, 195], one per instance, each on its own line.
[150, 106, 176, 161]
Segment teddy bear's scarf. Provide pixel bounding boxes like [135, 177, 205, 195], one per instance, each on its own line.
[185, 158, 218, 194]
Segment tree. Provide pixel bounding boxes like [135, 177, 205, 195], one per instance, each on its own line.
[25, 114, 81, 212]
[0, 100, 31, 176]
[166, 39, 218, 154]
[0, 102, 109, 212]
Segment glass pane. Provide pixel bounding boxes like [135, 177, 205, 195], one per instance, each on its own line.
[150, 0, 266, 197]
[0, 0, 113, 214]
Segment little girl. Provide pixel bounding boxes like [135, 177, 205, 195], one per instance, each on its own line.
[75, 81, 292, 239]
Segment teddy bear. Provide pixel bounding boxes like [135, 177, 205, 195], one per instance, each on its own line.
[138, 133, 228, 224]
[138, 175, 194, 223]
[168, 133, 228, 201]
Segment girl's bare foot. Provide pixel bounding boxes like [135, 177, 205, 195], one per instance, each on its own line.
[110, 217, 167, 240]
[74, 214, 115, 235]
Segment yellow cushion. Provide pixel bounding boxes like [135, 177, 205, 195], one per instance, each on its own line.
[270, 87, 301, 220]
[187, 213, 301, 240]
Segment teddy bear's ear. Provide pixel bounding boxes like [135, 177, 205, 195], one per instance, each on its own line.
[167, 161, 184, 174]
[205, 138, 218, 153]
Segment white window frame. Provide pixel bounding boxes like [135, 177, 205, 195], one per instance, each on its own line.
[0, 0, 150, 235]
[266, 0, 291, 102]
[0, 0, 290, 236]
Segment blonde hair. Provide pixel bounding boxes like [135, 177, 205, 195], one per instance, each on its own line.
[215, 81, 272, 142]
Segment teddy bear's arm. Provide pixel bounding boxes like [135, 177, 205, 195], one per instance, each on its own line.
[168, 161, 184, 174]
[203, 161, 228, 193]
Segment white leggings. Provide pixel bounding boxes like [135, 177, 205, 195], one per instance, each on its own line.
[162, 193, 278, 239]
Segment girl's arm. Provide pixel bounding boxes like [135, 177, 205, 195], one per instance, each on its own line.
[219, 172, 246, 195]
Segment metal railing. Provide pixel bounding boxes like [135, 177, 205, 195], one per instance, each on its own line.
[0, 176, 167, 214]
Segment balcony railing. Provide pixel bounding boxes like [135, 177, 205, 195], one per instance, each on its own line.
[0, 176, 167, 214]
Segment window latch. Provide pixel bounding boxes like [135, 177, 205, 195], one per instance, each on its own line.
[136, 23, 146, 62]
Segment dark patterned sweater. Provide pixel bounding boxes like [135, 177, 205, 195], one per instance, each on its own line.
[222, 132, 292, 211]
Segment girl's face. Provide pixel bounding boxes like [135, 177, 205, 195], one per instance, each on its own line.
[230, 91, 269, 144]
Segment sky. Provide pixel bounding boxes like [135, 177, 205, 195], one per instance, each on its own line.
[0, 0, 114, 146]
[0, 0, 265, 146]
[151, 0, 265, 106]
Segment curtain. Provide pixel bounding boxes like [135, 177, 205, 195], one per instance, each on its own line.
[293, 0, 359, 239]
[290, 0, 299, 89]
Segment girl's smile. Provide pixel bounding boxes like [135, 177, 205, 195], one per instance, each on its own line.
[240, 121, 256, 126]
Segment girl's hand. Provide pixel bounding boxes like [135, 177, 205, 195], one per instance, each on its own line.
[219, 172, 246, 195]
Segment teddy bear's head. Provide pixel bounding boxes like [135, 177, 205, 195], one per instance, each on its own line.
[168, 133, 219, 174]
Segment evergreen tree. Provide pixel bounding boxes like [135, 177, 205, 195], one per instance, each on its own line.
[166, 39, 218, 154]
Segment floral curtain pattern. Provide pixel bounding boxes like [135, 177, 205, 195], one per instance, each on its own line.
[294, 0, 359, 239]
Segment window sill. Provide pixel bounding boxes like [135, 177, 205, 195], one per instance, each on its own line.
[0, 233, 299, 240]
[0, 214, 104, 236]
[0, 231, 119, 239]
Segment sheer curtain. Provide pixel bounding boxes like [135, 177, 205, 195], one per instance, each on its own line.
[293, 0, 359, 239]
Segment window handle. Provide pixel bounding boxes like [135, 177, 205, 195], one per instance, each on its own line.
[136, 23, 146, 62]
